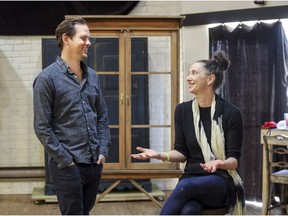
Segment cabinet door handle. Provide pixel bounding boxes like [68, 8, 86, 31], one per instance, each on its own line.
[126, 94, 130, 106]
[120, 93, 125, 105]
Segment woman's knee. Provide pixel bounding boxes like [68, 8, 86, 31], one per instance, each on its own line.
[176, 178, 193, 193]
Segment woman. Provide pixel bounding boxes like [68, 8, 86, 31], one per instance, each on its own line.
[131, 51, 245, 215]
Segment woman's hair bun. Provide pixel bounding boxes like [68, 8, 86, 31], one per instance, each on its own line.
[212, 51, 230, 71]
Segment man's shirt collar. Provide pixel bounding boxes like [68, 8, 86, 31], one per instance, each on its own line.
[56, 55, 88, 76]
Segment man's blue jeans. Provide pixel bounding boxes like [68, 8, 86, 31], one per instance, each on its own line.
[49, 159, 103, 215]
[160, 174, 229, 215]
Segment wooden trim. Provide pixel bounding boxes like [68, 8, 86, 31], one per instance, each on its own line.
[0, 167, 182, 180]
[171, 30, 179, 152]
[119, 32, 126, 169]
[130, 30, 175, 36]
[131, 125, 171, 128]
[101, 169, 183, 179]
[131, 72, 171, 75]
[90, 27, 182, 31]
[125, 31, 132, 169]
[182, 5, 288, 26]
[67, 15, 185, 30]
[0, 167, 45, 180]
[90, 31, 122, 36]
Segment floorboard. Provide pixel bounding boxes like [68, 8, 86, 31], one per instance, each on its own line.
[0, 192, 282, 215]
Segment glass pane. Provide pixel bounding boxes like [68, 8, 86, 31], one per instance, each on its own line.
[131, 36, 171, 72]
[131, 128, 171, 164]
[99, 74, 119, 125]
[131, 74, 171, 125]
[107, 128, 119, 163]
[91, 37, 119, 72]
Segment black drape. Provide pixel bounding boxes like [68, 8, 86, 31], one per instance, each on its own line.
[0, 1, 139, 35]
[209, 22, 288, 201]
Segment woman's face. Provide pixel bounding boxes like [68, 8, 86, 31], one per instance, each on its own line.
[186, 62, 212, 95]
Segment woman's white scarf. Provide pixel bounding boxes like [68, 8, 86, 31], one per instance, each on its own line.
[192, 95, 246, 215]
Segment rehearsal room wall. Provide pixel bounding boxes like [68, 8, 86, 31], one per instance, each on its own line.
[0, 0, 287, 194]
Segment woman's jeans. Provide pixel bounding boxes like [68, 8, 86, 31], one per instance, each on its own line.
[49, 159, 103, 215]
[160, 175, 229, 215]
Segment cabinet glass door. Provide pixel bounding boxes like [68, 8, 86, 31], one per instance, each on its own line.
[127, 32, 178, 170]
[90, 31, 179, 170]
[90, 36, 124, 169]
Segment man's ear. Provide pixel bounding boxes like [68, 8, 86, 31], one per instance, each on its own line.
[62, 33, 69, 45]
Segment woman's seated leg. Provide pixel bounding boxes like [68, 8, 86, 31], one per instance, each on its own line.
[160, 175, 228, 215]
[181, 200, 203, 215]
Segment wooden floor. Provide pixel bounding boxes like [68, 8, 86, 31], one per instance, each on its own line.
[0, 192, 282, 215]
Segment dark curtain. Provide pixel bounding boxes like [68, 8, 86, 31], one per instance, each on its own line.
[0, 1, 139, 35]
[209, 22, 288, 201]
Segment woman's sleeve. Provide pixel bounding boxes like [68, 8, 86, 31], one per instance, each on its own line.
[224, 107, 243, 161]
[173, 104, 189, 158]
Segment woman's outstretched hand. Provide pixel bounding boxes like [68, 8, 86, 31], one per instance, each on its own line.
[200, 157, 238, 173]
[131, 147, 160, 160]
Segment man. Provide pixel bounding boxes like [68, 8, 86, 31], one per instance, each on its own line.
[33, 16, 111, 215]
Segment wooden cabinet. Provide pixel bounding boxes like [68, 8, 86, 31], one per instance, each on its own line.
[76, 16, 185, 178]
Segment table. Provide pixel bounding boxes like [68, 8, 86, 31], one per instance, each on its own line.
[260, 128, 288, 215]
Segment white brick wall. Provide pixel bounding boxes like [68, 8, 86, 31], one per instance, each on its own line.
[0, 36, 44, 170]
[130, 1, 181, 16]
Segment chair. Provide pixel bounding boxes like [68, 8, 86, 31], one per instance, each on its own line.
[201, 207, 229, 215]
[263, 134, 288, 215]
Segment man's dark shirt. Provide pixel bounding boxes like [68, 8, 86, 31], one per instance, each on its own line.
[33, 56, 111, 169]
